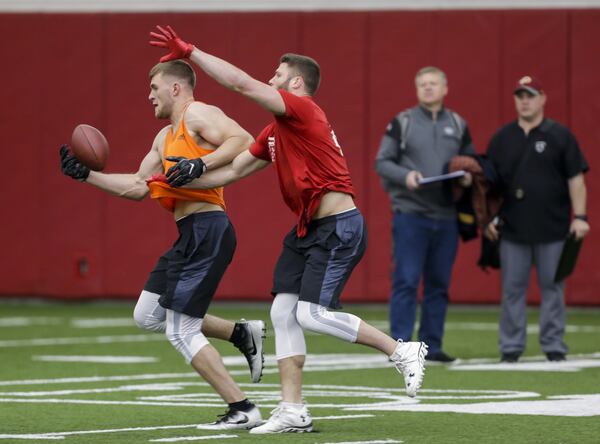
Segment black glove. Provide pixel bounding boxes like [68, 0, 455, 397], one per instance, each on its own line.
[60, 145, 90, 181]
[165, 156, 206, 187]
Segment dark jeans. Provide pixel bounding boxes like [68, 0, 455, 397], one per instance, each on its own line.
[390, 212, 458, 353]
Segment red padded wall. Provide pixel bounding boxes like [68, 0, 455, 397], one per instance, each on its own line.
[0, 9, 598, 305]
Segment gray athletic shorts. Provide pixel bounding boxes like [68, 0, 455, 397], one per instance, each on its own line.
[144, 211, 236, 318]
[272, 208, 367, 309]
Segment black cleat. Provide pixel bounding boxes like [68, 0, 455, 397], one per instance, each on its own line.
[500, 352, 521, 363]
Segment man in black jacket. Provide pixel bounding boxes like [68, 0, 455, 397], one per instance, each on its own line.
[485, 76, 590, 363]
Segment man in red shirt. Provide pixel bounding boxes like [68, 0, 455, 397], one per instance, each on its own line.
[150, 25, 428, 434]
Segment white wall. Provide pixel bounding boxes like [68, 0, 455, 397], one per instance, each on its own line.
[2, 0, 600, 12]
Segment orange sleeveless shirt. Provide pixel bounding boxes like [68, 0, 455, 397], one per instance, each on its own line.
[148, 112, 225, 212]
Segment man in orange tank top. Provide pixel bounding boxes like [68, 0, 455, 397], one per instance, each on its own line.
[59, 60, 264, 430]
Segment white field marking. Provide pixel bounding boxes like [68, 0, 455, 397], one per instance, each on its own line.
[0, 372, 198, 387]
[3, 319, 598, 344]
[2, 351, 600, 389]
[137, 387, 538, 408]
[450, 359, 600, 373]
[0, 334, 164, 347]
[0, 397, 228, 407]
[0, 382, 216, 397]
[33, 355, 158, 364]
[0, 317, 62, 327]
[0, 416, 372, 441]
[71, 318, 135, 328]
[443, 322, 600, 334]
[0, 382, 539, 409]
[345, 394, 600, 417]
[318, 440, 401, 444]
[150, 435, 237, 442]
[313, 415, 374, 420]
[0, 424, 200, 440]
[363, 320, 600, 334]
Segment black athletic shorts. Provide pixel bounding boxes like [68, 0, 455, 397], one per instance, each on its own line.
[272, 208, 367, 309]
[144, 211, 236, 318]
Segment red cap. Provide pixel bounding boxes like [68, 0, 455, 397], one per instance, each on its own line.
[514, 75, 543, 95]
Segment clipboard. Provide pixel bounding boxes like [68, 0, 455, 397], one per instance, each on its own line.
[554, 234, 583, 282]
[417, 170, 466, 185]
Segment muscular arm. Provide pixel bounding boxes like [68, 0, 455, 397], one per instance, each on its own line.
[185, 150, 270, 189]
[185, 102, 254, 170]
[85, 131, 165, 200]
[188, 49, 286, 115]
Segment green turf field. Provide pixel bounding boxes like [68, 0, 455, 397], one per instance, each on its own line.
[1, 301, 599, 443]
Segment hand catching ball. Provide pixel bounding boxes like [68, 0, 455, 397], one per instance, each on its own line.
[70, 124, 109, 171]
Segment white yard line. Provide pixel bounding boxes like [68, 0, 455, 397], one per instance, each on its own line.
[0, 424, 200, 440]
[0, 373, 199, 387]
[318, 440, 402, 444]
[71, 318, 135, 328]
[0, 416, 374, 440]
[313, 415, 375, 420]
[150, 435, 238, 442]
[0, 334, 163, 347]
[33, 355, 158, 364]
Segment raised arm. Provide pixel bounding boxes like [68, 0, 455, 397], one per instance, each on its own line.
[149, 25, 285, 115]
[60, 129, 166, 200]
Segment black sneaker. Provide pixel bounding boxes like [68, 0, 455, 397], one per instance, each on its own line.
[546, 352, 566, 362]
[500, 352, 521, 363]
[234, 319, 266, 383]
[425, 351, 456, 363]
[197, 406, 263, 430]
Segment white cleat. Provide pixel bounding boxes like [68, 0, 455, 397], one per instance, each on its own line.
[249, 404, 313, 434]
[197, 406, 262, 430]
[390, 340, 428, 397]
[236, 319, 266, 383]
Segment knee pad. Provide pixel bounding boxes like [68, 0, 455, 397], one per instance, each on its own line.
[296, 300, 361, 343]
[271, 293, 306, 360]
[133, 291, 166, 332]
[165, 310, 209, 364]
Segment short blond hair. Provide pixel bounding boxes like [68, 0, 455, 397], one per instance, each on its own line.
[415, 66, 447, 86]
[149, 60, 196, 89]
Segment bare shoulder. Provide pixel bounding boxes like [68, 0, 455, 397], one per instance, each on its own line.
[154, 125, 171, 143]
[151, 125, 171, 154]
[186, 101, 225, 120]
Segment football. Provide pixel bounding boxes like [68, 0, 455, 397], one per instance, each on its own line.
[70, 124, 109, 171]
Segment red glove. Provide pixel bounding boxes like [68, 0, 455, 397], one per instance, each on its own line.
[146, 173, 168, 184]
[149, 25, 194, 62]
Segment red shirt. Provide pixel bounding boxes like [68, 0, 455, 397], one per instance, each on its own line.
[250, 90, 355, 237]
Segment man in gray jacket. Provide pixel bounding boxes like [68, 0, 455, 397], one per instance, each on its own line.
[375, 66, 475, 362]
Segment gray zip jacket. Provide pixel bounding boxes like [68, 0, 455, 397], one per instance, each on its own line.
[375, 105, 475, 220]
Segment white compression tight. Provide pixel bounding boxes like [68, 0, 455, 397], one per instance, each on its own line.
[165, 309, 209, 364]
[133, 290, 166, 332]
[270, 293, 306, 360]
[271, 293, 362, 360]
[133, 291, 208, 363]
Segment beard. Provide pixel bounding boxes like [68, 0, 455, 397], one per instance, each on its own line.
[155, 105, 172, 120]
[278, 76, 293, 91]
